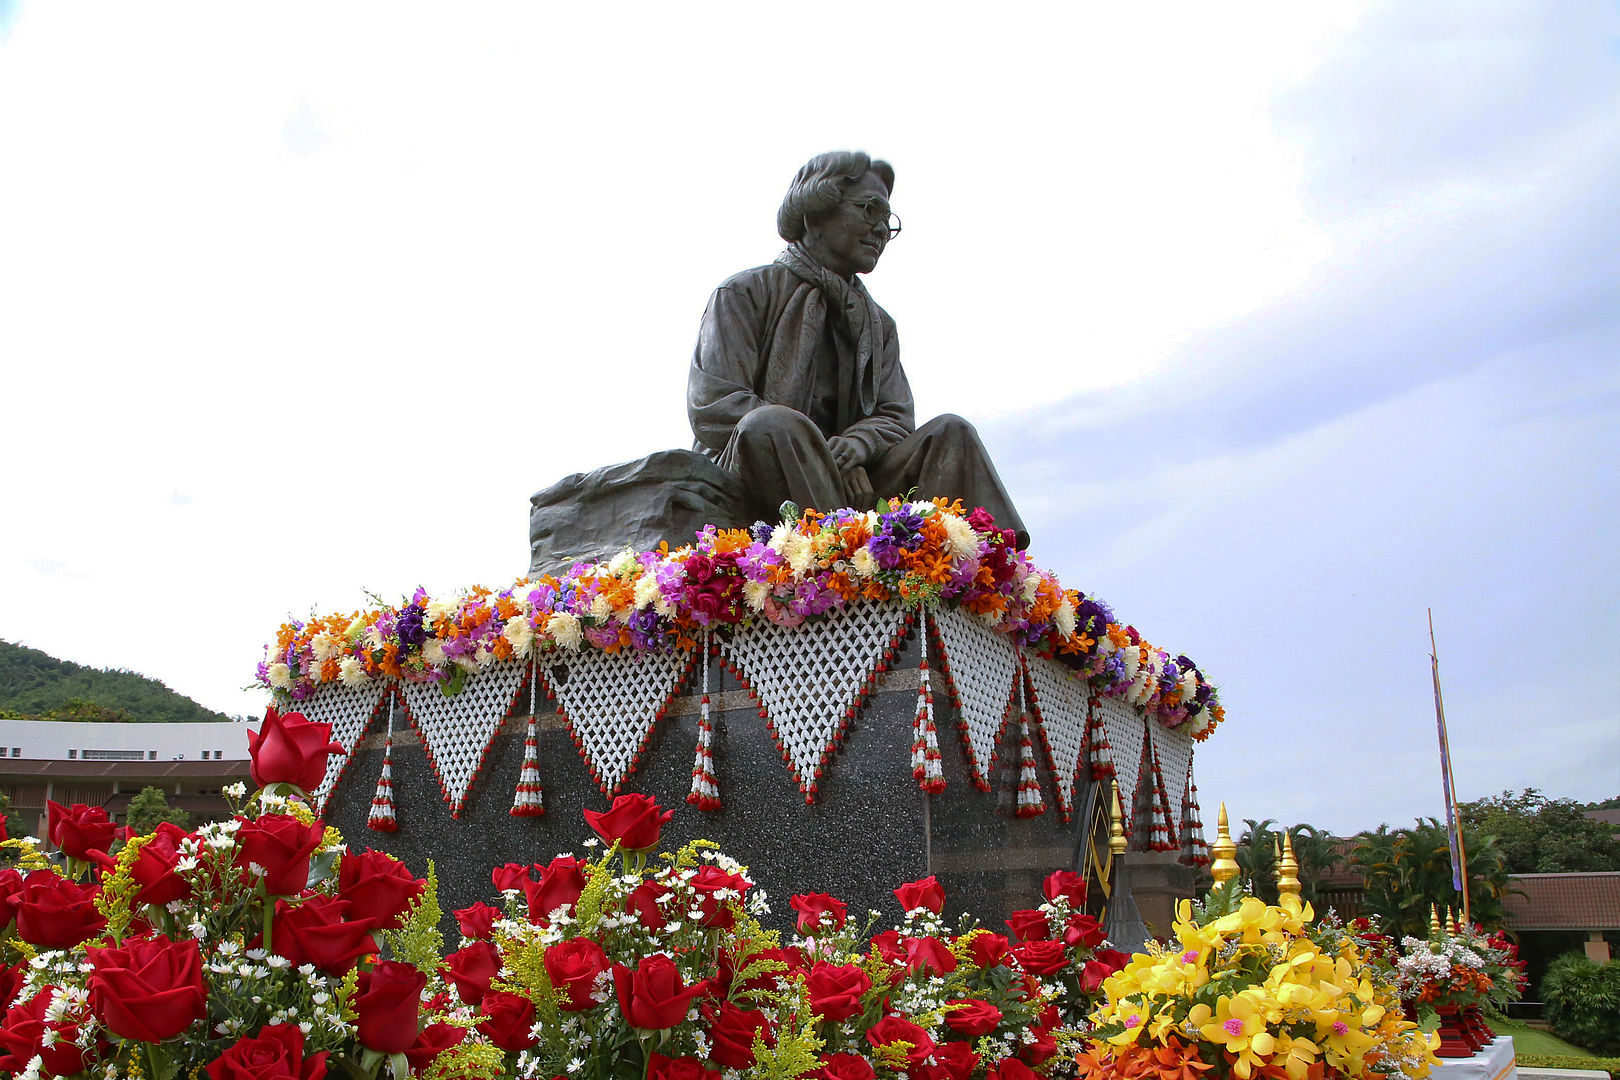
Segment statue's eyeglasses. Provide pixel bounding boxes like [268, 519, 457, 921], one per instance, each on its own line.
[848, 197, 902, 239]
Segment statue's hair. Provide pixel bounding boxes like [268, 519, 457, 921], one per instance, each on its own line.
[777, 151, 895, 242]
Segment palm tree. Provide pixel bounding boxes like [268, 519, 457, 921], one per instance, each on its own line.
[1352, 818, 1514, 937]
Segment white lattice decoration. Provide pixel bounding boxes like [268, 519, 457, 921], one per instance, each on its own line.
[1025, 655, 1089, 820]
[399, 661, 528, 816]
[293, 679, 391, 813]
[720, 600, 908, 800]
[549, 646, 697, 797]
[931, 607, 1020, 790]
[1095, 695, 1147, 828]
[1146, 718, 1195, 830]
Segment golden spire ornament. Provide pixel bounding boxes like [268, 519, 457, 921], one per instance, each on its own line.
[1210, 802, 1239, 886]
[1109, 779, 1128, 856]
[1277, 830, 1301, 899]
[1430, 906, 1443, 937]
[1445, 909, 1457, 934]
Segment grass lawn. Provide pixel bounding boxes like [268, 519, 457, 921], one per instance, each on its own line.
[1493, 1017, 1594, 1057]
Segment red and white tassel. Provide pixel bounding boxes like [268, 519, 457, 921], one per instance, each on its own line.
[1014, 661, 1046, 818]
[1181, 766, 1210, 865]
[510, 658, 545, 817]
[911, 611, 946, 793]
[688, 630, 721, 811]
[367, 689, 398, 832]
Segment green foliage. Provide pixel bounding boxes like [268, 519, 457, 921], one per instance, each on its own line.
[1233, 819, 1343, 906]
[125, 786, 189, 835]
[0, 789, 12, 840]
[381, 861, 444, 978]
[1543, 951, 1620, 1054]
[0, 639, 233, 723]
[1460, 789, 1620, 873]
[1351, 817, 1513, 936]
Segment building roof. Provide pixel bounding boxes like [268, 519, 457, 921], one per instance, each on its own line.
[0, 759, 250, 780]
[1503, 872, 1620, 931]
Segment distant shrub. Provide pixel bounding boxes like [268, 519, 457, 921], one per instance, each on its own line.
[1543, 952, 1620, 1054]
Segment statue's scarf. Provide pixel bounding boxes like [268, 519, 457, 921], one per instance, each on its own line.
[775, 243, 882, 428]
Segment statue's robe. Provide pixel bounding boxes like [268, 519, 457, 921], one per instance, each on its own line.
[687, 256, 1028, 544]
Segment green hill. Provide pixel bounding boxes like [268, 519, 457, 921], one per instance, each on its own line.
[0, 640, 232, 724]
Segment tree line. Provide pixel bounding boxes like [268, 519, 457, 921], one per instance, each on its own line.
[0, 639, 233, 724]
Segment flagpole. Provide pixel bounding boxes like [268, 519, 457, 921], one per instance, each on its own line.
[1429, 608, 1471, 924]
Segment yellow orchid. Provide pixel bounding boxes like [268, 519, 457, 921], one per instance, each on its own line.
[1271, 1032, 1322, 1080]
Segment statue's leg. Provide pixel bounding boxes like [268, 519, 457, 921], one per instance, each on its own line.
[868, 413, 1030, 548]
[722, 404, 847, 520]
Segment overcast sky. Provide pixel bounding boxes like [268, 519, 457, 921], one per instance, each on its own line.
[1, 2, 1614, 835]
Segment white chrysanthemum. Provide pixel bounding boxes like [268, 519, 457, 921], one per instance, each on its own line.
[784, 535, 815, 577]
[608, 549, 637, 576]
[767, 523, 794, 553]
[940, 512, 979, 562]
[633, 573, 662, 610]
[550, 612, 582, 651]
[422, 639, 447, 667]
[363, 624, 384, 650]
[267, 663, 292, 689]
[1119, 645, 1141, 680]
[589, 593, 612, 621]
[503, 616, 534, 658]
[425, 596, 457, 631]
[339, 657, 371, 688]
[743, 580, 769, 613]
[850, 547, 877, 579]
[1096, 632, 1117, 655]
[1053, 597, 1077, 637]
[310, 633, 341, 663]
[1178, 671, 1198, 703]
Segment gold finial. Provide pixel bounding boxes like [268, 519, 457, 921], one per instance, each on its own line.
[1277, 830, 1301, 899]
[1210, 802, 1239, 886]
[1445, 909, 1457, 934]
[1109, 780, 1128, 856]
[1272, 835, 1282, 882]
[1429, 905, 1443, 937]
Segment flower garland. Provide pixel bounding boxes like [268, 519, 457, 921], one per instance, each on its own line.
[258, 501, 1226, 740]
[1393, 923, 1526, 1015]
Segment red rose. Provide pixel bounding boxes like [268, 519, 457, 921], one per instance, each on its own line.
[649, 1053, 721, 1080]
[0, 962, 23, 1017]
[804, 961, 872, 1023]
[0, 988, 97, 1077]
[613, 954, 707, 1031]
[206, 1023, 328, 1080]
[338, 850, 424, 930]
[234, 814, 325, 896]
[87, 935, 207, 1042]
[0, 868, 23, 930]
[1013, 939, 1069, 976]
[405, 1021, 466, 1074]
[544, 937, 609, 1011]
[1093, 947, 1130, 972]
[924, 1041, 981, 1080]
[1004, 909, 1050, 942]
[248, 707, 345, 793]
[47, 800, 117, 861]
[131, 821, 193, 908]
[477, 990, 538, 1051]
[454, 902, 500, 940]
[1082, 948, 1129, 991]
[688, 865, 750, 929]
[903, 935, 958, 975]
[865, 1014, 935, 1069]
[628, 878, 672, 931]
[817, 1052, 876, 1080]
[492, 862, 536, 893]
[1020, 1026, 1057, 1066]
[355, 960, 425, 1054]
[790, 892, 848, 933]
[870, 928, 906, 964]
[893, 875, 945, 914]
[14, 869, 106, 950]
[582, 793, 674, 851]
[1063, 912, 1106, 948]
[525, 855, 587, 925]
[987, 1059, 1039, 1080]
[705, 1000, 771, 1069]
[966, 931, 1011, 968]
[944, 998, 1003, 1037]
[272, 896, 378, 975]
[1042, 870, 1087, 907]
[442, 940, 502, 1007]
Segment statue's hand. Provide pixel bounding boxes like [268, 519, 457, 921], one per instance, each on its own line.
[842, 465, 874, 511]
[826, 435, 863, 472]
